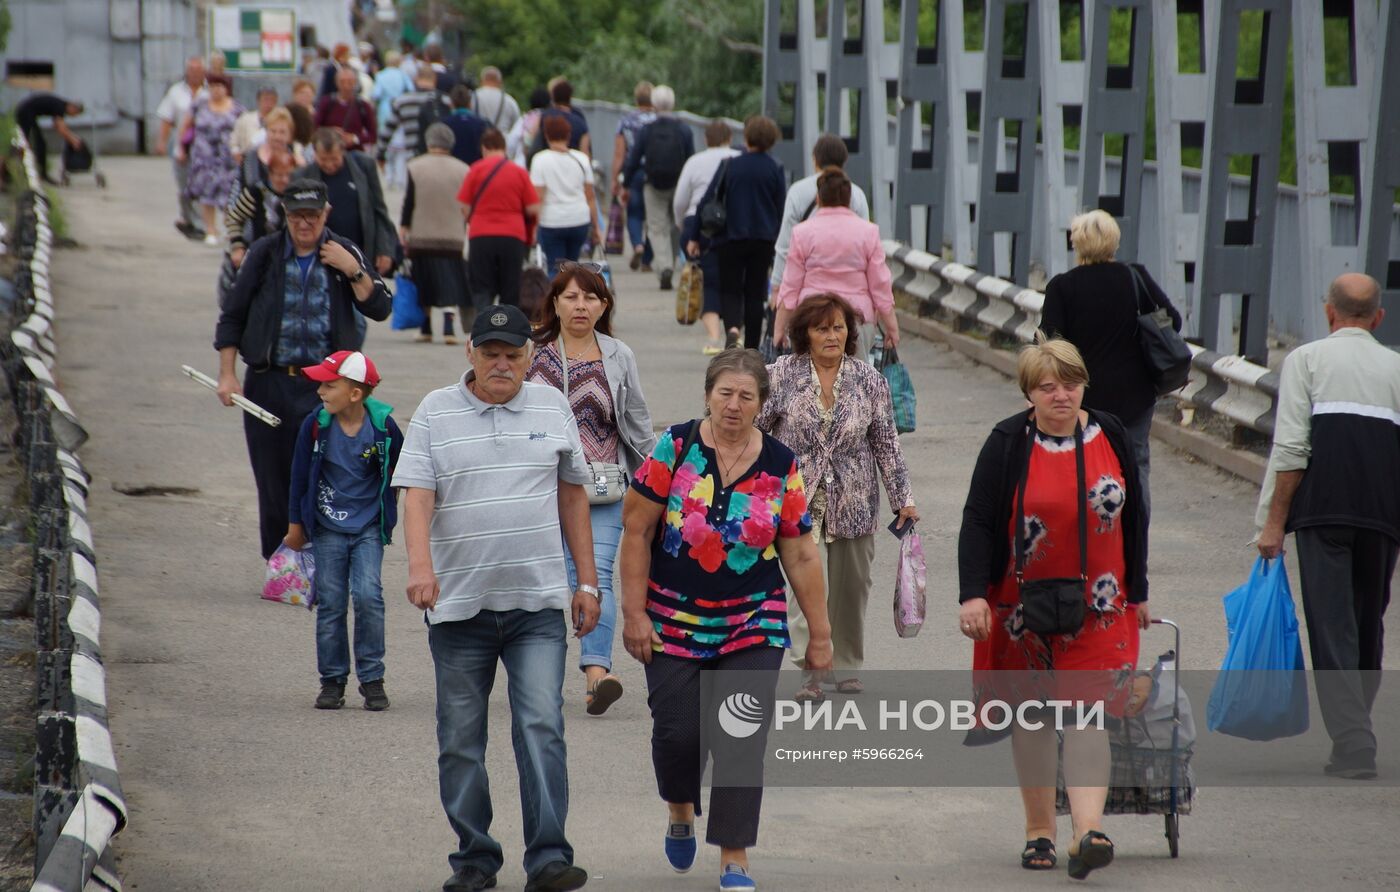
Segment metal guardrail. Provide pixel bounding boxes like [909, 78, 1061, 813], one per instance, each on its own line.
[7, 134, 126, 892]
[885, 240, 1280, 436]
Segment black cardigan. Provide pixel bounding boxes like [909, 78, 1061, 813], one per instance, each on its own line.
[1039, 262, 1181, 421]
[957, 408, 1149, 605]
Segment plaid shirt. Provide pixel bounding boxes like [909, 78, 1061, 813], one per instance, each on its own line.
[274, 232, 333, 367]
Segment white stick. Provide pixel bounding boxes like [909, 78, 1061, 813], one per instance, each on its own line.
[181, 365, 282, 427]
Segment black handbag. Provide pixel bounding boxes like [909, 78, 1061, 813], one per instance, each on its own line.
[1014, 420, 1088, 637]
[698, 159, 731, 238]
[1127, 264, 1192, 395]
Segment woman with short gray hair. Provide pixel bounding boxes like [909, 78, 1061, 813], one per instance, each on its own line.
[401, 122, 471, 343]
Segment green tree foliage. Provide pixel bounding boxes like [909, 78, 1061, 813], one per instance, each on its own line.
[450, 0, 763, 119]
[447, 0, 1353, 189]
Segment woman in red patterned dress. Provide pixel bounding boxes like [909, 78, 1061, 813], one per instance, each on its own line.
[957, 338, 1150, 880]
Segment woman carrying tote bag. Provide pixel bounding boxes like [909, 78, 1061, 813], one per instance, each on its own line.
[1039, 210, 1182, 519]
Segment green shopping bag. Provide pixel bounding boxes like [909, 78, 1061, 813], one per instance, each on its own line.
[877, 345, 916, 433]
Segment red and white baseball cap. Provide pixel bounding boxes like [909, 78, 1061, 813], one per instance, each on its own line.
[301, 350, 381, 386]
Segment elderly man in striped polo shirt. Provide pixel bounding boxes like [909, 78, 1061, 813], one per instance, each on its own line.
[394, 304, 600, 892]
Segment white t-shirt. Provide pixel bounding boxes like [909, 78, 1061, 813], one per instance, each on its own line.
[530, 148, 593, 229]
[155, 81, 205, 156]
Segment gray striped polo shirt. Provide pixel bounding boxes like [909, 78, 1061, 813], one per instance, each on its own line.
[392, 372, 591, 624]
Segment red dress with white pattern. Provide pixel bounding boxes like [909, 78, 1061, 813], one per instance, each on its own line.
[975, 421, 1140, 682]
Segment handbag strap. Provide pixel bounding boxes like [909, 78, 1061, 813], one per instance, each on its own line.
[466, 158, 510, 223]
[672, 419, 703, 474]
[714, 159, 731, 201]
[1125, 262, 1151, 315]
[1013, 418, 1087, 585]
[556, 334, 601, 399]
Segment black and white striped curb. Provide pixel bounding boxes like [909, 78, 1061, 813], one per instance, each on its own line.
[11, 133, 125, 892]
[885, 240, 1279, 435]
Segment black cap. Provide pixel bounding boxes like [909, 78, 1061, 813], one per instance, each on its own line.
[283, 178, 328, 212]
[471, 304, 532, 347]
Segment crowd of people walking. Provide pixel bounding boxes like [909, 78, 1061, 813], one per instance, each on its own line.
[59, 36, 1376, 892]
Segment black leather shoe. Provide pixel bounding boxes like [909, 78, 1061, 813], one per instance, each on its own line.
[524, 861, 587, 891]
[443, 865, 497, 891]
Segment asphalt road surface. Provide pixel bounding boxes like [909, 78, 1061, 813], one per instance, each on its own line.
[48, 158, 1399, 891]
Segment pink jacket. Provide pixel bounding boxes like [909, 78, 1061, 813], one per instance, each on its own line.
[776, 207, 894, 324]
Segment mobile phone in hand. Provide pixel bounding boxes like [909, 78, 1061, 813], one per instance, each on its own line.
[888, 515, 914, 539]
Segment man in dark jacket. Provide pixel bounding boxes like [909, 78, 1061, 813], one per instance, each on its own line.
[214, 178, 391, 560]
[16, 92, 84, 184]
[297, 128, 398, 276]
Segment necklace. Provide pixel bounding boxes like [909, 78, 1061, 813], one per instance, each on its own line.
[710, 421, 753, 482]
[561, 334, 596, 360]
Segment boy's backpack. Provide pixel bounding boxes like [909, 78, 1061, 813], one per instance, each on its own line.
[415, 91, 448, 155]
[642, 119, 689, 191]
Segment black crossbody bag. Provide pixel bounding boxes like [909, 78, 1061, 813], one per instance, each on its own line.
[1014, 420, 1088, 636]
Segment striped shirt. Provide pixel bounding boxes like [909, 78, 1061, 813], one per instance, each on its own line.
[391, 373, 592, 624]
[377, 89, 452, 160]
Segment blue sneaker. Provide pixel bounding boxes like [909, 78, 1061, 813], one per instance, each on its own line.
[664, 822, 696, 873]
[719, 863, 755, 891]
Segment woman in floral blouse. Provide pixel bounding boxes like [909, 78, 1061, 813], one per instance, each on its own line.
[757, 293, 917, 700]
[619, 349, 831, 891]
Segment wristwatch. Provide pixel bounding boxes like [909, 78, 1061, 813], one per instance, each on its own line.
[348, 268, 366, 283]
[577, 583, 601, 601]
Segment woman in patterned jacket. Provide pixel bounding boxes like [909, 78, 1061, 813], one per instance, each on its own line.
[756, 293, 917, 700]
[528, 263, 655, 715]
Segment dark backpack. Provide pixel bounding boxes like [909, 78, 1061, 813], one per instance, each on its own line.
[642, 119, 689, 190]
[415, 92, 448, 155]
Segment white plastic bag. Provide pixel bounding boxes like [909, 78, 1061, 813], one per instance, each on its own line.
[262, 543, 316, 609]
[893, 530, 926, 638]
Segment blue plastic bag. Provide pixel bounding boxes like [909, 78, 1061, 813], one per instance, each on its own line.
[392, 273, 425, 331]
[1206, 556, 1309, 740]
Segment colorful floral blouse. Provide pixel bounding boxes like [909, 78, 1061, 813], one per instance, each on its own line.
[633, 422, 813, 659]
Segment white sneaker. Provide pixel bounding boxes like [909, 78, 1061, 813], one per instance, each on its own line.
[203, 234, 219, 247]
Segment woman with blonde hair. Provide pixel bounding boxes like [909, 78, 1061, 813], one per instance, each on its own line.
[1039, 209, 1181, 515]
[957, 336, 1149, 880]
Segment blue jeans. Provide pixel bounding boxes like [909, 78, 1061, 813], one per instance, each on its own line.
[428, 609, 574, 877]
[627, 173, 653, 263]
[312, 525, 385, 685]
[563, 499, 623, 671]
[537, 224, 591, 276]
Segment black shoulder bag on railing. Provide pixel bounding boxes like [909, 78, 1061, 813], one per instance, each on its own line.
[1015, 420, 1088, 636]
[1128, 263, 1192, 395]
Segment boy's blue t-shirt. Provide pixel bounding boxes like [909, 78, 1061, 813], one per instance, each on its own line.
[316, 418, 382, 534]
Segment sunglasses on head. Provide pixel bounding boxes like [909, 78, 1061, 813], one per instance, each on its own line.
[558, 260, 607, 275]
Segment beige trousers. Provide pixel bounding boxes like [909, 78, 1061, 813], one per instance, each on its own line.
[789, 533, 877, 675]
[643, 184, 678, 275]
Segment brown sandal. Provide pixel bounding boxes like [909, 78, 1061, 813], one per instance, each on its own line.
[585, 675, 624, 716]
[835, 678, 864, 694]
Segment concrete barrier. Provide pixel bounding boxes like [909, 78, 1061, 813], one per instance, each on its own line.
[884, 240, 1280, 436]
[8, 133, 125, 892]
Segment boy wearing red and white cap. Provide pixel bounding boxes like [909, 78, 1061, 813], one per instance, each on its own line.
[285, 350, 403, 711]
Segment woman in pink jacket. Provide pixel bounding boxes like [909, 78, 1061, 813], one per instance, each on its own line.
[773, 167, 900, 357]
